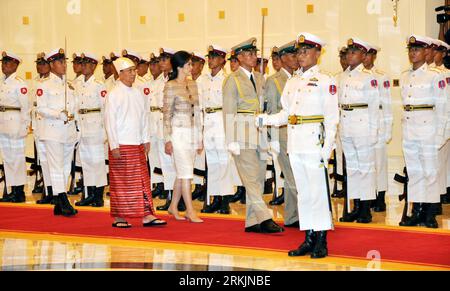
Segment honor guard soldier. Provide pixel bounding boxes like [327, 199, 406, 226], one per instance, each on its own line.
[433, 39, 450, 205]
[338, 38, 380, 224]
[255, 55, 269, 77]
[36, 48, 79, 217]
[364, 44, 393, 212]
[32, 52, 54, 204]
[136, 56, 150, 80]
[71, 52, 84, 89]
[270, 46, 282, 72]
[263, 40, 300, 227]
[228, 51, 240, 73]
[148, 53, 161, 81]
[399, 35, 448, 228]
[73, 53, 108, 207]
[103, 52, 120, 92]
[0, 51, 30, 203]
[223, 37, 284, 233]
[258, 32, 339, 258]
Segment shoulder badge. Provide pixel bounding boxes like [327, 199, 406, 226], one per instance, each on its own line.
[36, 89, 43, 97]
[371, 79, 378, 88]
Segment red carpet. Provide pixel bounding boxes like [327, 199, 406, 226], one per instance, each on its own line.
[0, 205, 449, 268]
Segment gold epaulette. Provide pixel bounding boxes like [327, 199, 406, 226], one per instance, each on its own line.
[40, 76, 50, 82]
[95, 79, 104, 85]
[429, 67, 444, 74]
[362, 68, 372, 74]
[15, 76, 25, 82]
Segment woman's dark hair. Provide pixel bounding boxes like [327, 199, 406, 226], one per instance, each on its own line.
[169, 50, 192, 80]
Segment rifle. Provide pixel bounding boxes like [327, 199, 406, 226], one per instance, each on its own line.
[319, 123, 333, 215]
[0, 164, 7, 198]
[394, 166, 409, 224]
[341, 152, 349, 217]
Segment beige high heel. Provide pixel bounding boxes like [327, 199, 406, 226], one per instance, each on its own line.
[168, 208, 186, 221]
[185, 213, 203, 223]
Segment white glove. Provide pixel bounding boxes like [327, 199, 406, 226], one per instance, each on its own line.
[255, 114, 269, 128]
[269, 141, 280, 155]
[227, 142, 240, 156]
[321, 145, 333, 167]
[59, 111, 68, 122]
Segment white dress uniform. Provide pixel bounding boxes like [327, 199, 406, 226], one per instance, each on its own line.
[36, 72, 78, 195]
[197, 70, 237, 197]
[76, 74, 108, 187]
[369, 66, 393, 193]
[333, 71, 345, 188]
[104, 75, 117, 93]
[0, 71, 29, 187]
[339, 63, 380, 201]
[193, 75, 206, 186]
[262, 65, 339, 231]
[400, 63, 447, 203]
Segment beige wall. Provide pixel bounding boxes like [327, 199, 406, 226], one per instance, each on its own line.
[0, 0, 445, 156]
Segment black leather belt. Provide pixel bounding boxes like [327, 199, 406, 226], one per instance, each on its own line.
[78, 108, 101, 114]
[0, 105, 21, 112]
[403, 104, 435, 111]
[340, 104, 368, 111]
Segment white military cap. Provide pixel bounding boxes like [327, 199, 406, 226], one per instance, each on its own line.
[207, 45, 227, 58]
[81, 52, 99, 64]
[367, 43, 381, 54]
[192, 51, 206, 62]
[1, 51, 22, 63]
[435, 39, 450, 51]
[296, 32, 326, 49]
[406, 34, 432, 47]
[45, 48, 66, 62]
[159, 47, 176, 57]
[122, 49, 142, 62]
[113, 57, 136, 72]
[347, 37, 370, 52]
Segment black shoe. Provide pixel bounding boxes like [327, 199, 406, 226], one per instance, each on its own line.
[435, 202, 443, 216]
[373, 191, 386, 212]
[75, 186, 96, 206]
[260, 219, 284, 233]
[91, 186, 105, 207]
[284, 221, 299, 228]
[269, 191, 284, 206]
[311, 231, 328, 259]
[442, 188, 450, 204]
[54, 193, 77, 217]
[339, 199, 361, 222]
[229, 186, 245, 203]
[356, 200, 372, 223]
[201, 196, 221, 213]
[10, 186, 26, 203]
[217, 196, 231, 214]
[399, 203, 425, 227]
[191, 184, 205, 201]
[0, 190, 14, 202]
[37, 186, 54, 205]
[151, 183, 164, 198]
[157, 191, 172, 211]
[424, 203, 439, 228]
[263, 178, 273, 194]
[245, 224, 262, 233]
[288, 230, 316, 256]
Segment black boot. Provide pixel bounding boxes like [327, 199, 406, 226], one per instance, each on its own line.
[72, 178, 84, 195]
[339, 199, 361, 222]
[288, 230, 316, 256]
[54, 193, 77, 217]
[191, 184, 204, 201]
[156, 191, 172, 211]
[435, 202, 443, 216]
[263, 178, 273, 194]
[217, 196, 231, 214]
[37, 186, 54, 204]
[373, 191, 386, 212]
[442, 188, 450, 204]
[91, 186, 105, 207]
[152, 183, 164, 198]
[0, 186, 15, 202]
[240, 190, 246, 204]
[75, 186, 96, 206]
[269, 189, 285, 205]
[178, 196, 186, 212]
[229, 186, 245, 203]
[159, 189, 169, 200]
[424, 203, 439, 228]
[357, 200, 372, 223]
[399, 203, 424, 227]
[11, 185, 26, 203]
[201, 196, 221, 213]
[311, 231, 328, 259]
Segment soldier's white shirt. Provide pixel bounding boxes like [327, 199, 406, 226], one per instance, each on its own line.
[104, 75, 117, 93]
[0, 72, 30, 138]
[71, 74, 84, 92]
[197, 70, 226, 109]
[435, 64, 450, 139]
[265, 65, 339, 154]
[134, 75, 150, 97]
[146, 73, 168, 139]
[104, 80, 151, 150]
[76, 75, 107, 138]
[35, 73, 78, 143]
[29, 75, 46, 136]
[400, 63, 447, 142]
[338, 63, 380, 139]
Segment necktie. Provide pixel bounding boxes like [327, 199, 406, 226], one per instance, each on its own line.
[250, 74, 256, 92]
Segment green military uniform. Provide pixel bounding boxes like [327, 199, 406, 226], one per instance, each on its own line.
[265, 41, 299, 226]
[223, 38, 283, 233]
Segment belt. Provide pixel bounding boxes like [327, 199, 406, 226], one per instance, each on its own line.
[0, 105, 21, 112]
[237, 110, 259, 115]
[340, 103, 368, 111]
[78, 108, 101, 114]
[204, 107, 222, 114]
[403, 104, 435, 111]
[150, 106, 162, 112]
[288, 115, 324, 125]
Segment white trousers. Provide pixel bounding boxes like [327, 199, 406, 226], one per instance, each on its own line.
[438, 140, 449, 194]
[205, 148, 235, 197]
[403, 139, 440, 203]
[375, 140, 388, 192]
[44, 140, 76, 195]
[79, 136, 107, 187]
[341, 136, 377, 201]
[193, 150, 205, 184]
[35, 138, 52, 186]
[0, 134, 26, 186]
[157, 138, 176, 190]
[289, 153, 333, 231]
[148, 137, 163, 184]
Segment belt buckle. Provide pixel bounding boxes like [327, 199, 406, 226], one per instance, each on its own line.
[206, 108, 213, 114]
[0, 106, 5, 112]
[288, 115, 298, 125]
[79, 109, 87, 114]
[405, 105, 412, 111]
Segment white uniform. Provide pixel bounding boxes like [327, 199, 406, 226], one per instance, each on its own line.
[36, 73, 78, 195]
[333, 71, 345, 187]
[0, 73, 29, 186]
[264, 65, 339, 231]
[30, 76, 52, 187]
[197, 70, 238, 197]
[338, 64, 380, 201]
[76, 75, 108, 187]
[369, 67, 393, 193]
[193, 76, 206, 186]
[400, 63, 447, 203]
[104, 75, 117, 93]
